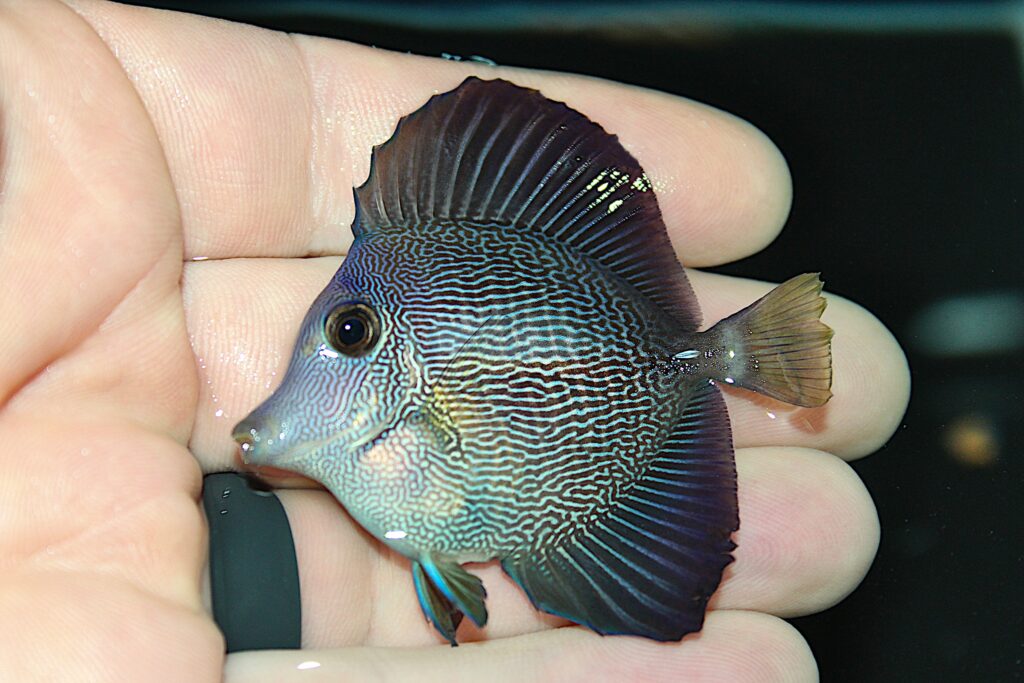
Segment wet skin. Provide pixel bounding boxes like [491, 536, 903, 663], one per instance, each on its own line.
[0, 1, 908, 681]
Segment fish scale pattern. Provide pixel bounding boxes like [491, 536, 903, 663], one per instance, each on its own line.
[237, 77, 754, 642]
[331, 221, 695, 556]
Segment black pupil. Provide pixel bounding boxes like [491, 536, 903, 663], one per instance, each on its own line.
[337, 316, 366, 346]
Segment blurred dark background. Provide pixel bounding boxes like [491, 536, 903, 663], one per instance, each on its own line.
[125, 2, 1023, 679]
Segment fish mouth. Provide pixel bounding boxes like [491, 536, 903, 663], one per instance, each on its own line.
[231, 443, 324, 489]
[232, 423, 344, 483]
[231, 341, 421, 485]
[232, 412, 400, 490]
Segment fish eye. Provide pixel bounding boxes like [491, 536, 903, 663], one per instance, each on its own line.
[324, 303, 380, 357]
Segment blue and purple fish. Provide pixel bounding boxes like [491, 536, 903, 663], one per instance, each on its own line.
[234, 78, 832, 644]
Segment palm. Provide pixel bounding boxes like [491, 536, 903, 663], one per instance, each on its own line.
[0, 2, 908, 681]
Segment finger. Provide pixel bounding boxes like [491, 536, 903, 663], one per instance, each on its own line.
[70, 0, 790, 266]
[691, 270, 911, 459]
[182, 257, 340, 471]
[225, 611, 815, 683]
[1, 570, 223, 683]
[283, 446, 875, 647]
[185, 260, 908, 467]
[711, 447, 878, 617]
[0, 0, 180, 408]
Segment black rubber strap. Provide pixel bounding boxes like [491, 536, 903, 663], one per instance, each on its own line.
[202, 472, 302, 652]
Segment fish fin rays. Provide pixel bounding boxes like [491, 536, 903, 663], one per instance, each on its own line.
[353, 77, 700, 330]
[501, 384, 738, 640]
[411, 561, 464, 646]
[701, 273, 834, 407]
[412, 556, 488, 645]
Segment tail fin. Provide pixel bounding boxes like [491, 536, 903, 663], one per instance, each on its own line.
[700, 273, 833, 407]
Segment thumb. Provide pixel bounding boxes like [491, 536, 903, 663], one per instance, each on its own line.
[224, 612, 814, 683]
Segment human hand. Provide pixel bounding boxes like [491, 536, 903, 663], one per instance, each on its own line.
[0, 1, 909, 680]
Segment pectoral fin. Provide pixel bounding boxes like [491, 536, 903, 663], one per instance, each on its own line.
[411, 555, 488, 645]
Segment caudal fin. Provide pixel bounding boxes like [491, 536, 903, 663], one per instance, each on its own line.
[701, 273, 833, 407]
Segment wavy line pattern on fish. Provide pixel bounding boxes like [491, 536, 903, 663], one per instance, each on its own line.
[234, 77, 833, 644]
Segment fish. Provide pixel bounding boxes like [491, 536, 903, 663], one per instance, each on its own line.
[233, 77, 833, 645]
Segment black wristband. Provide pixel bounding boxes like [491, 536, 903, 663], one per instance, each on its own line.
[202, 472, 302, 652]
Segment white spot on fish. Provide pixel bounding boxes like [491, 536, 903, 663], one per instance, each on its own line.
[631, 175, 652, 192]
[724, 377, 735, 384]
[318, 344, 340, 360]
[674, 349, 699, 360]
[607, 199, 624, 213]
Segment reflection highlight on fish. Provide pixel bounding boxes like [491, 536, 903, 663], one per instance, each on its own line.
[234, 78, 833, 644]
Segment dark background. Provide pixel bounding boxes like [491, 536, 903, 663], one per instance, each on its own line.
[126, 2, 1023, 680]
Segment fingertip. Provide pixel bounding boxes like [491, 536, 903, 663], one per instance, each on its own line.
[824, 295, 911, 459]
[663, 107, 793, 267]
[721, 447, 880, 617]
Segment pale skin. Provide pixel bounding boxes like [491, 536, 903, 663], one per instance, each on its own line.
[0, 1, 910, 681]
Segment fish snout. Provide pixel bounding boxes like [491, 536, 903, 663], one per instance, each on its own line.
[231, 414, 286, 466]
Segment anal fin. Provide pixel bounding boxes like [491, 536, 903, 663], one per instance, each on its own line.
[501, 384, 738, 640]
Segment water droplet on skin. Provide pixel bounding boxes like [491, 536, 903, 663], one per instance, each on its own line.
[221, 489, 231, 499]
[297, 661, 321, 671]
[214, 409, 224, 418]
[219, 509, 228, 515]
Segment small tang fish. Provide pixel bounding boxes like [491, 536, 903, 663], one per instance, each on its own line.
[234, 78, 833, 644]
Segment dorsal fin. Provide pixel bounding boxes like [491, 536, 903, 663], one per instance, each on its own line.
[353, 77, 700, 330]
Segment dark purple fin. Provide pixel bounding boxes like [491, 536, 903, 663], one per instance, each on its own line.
[701, 273, 833, 407]
[501, 384, 738, 640]
[353, 77, 700, 330]
[411, 560, 463, 646]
